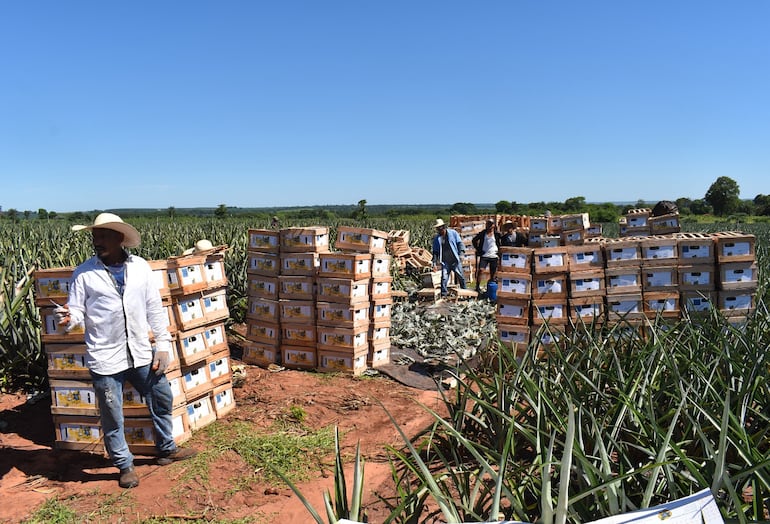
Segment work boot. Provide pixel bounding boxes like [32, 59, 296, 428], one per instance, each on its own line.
[157, 447, 198, 466]
[119, 466, 139, 488]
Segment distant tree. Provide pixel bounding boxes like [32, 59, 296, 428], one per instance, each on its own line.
[675, 197, 693, 215]
[587, 203, 621, 222]
[495, 200, 512, 213]
[214, 204, 228, 219]
[754, 194, 770, 216]
[48, 210, 57, 219]
[449, 202, 477, 215]
[38, 208, 48, 219]
[167, 206, 176, 218]
[6, 208, 19, 221]
[70, 211, 85, 222]
[351, 199, 368, 220]
[563, 196, 586, 212]
[23, 210, 31, 219]
[705, 176, 740, 216]
[690, 199, 713, 215]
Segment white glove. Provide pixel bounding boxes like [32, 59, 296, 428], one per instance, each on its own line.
[53, 305, 74, 332]
[152, 350, 172, 375]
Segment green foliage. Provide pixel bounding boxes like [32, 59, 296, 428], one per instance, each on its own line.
[705, 176, 741, 216]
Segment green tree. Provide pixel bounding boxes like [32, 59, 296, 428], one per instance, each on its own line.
[214, 204, 228, 219]
[690, 199, 713, 215]
[704, 176, 740, 216]
[23, 210, 31, 219]
[351, 199, 368, 220]
[38, 208, 48, 219]
[6, 208, 19, 221]
[563, 196, 586, 212]
[449, 202, 477, 215]
[675, 197, 693, 215]
[495, 200, 512, 213]
[167, 206, 176, 218]
[753, 194, 770, 216]
[48, 210, 57, 219]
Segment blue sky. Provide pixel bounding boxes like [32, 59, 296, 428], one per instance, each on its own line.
[1, 1, 768, 213]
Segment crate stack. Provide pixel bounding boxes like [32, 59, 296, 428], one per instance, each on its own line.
[495, 247, 534, 354]
[677, 233, 718, 316]
[619, 209, 652, 238]
[35, 248, 234, 454]
[566, 243, 606, 329]
[530, 245, 570, 349]
[243, 228, 282, 365]
[456, 219, 486, 283]
[713, 232, 757, 321]
[602, 238, 645, 326]
[640, 236, 680, 321]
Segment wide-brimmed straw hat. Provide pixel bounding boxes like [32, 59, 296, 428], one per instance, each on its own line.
[72, 213, 141, 248]
[182, 239, 214, 256]
[433, 218, 446, 229]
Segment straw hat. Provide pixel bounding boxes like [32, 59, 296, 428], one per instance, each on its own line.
[72, 213, 141, 248]
[433, 218, 446, 229]
[183, 239, 214, 256]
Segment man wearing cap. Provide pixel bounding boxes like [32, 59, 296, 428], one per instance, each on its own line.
[431, 218, 467, 297]
[57, 213, 196, 488]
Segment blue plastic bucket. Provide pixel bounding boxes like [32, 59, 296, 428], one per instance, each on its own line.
[486, 280, 498, 302]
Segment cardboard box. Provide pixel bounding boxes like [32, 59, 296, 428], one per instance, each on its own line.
[560, 229, 585, 246]
[46, 343, 90, 379]
[202, 254, 228, 289]
[166, 369, 187, 408]
[531, 324, 568, 352]
[281, 322, 317, 347]
[280, 227, 330, 253]
[370, 298, 393, 322]
[605, 267, 642, 295]
[246, 297, 280, 323]
[319, 252, 372, 279]
[246, 320, 281, 345]
[497, 323, 530, 352]
[624, 208, 651, 227]
[335, 226, 389, 254]
[278, 275, 316, 300]
[529, 217, 548, 233]
[606, 293, 645, 321]
[162, 298, 178, 335]
[167, 254, 208, 295]
[497, 274, 532, 299]
[604, 239, 641, 267]
[547, 215, 563, 234]
[280, 252, 320, 276]
[211, 383, 236, 418]
[122, 383, 150, 416]
[368, 345, 391, 367]
[368, 324, 390, 346]
[713, 232, 756, 263]
[317, 301, 370, 328]
[569, 270, 606, 298]
[316, 277, 370, 304]
[248, 229, 280, 253]
[641, 266, 678, 292]
[200, 288, 229, 324]
[203, 323, 228, 354]
[371, 254, 392, 278]
[619, 224, 650, 237]
[718, 261, 758, 290]
[317, 325, 368, 352]
[567, 245, 604, 270]
[317, 349, 368, 375]
[173, 293, 206, 331]
[677, 233, 714, 263]
[678, 264, 716, 291]
[282, 345, 317, 370]
[496, 298, 530, 325]
[532, 273, 568, 299]
[649, 213, 681, 235]
[533, 247, 569, 274]
[242, 341, 280, 367]
[247, 252, 280, 277]
[247, 275, 279, 299]
[50, 379, 98, 416]
[560, 213, 590, 231]
[643, 292, 680, 319]
[34, 267, 74, 305]
[499, 247, 533, 274]
[532, 299, 568, 325]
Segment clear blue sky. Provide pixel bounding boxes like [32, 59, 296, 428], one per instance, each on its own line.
[1, 1, 768, 213]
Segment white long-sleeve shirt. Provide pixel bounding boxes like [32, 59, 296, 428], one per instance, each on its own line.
[67, 254, 171, 375]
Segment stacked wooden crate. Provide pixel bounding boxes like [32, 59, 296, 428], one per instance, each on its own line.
[566, 243, 606, 328]
[495, 247, 534, 354]
[36, 247, 234, 453]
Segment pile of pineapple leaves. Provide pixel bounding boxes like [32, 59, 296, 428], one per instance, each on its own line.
[390, 299, 497, 363]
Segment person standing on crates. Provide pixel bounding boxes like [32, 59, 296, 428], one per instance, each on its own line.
[54, 213, 197, 489]
[431, 218, 467, 297]
[472, 219, 502, 293]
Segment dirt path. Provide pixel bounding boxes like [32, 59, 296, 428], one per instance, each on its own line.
[0, 365, 446, 523]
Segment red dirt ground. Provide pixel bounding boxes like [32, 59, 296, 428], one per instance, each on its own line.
[0, 364, 446, 523]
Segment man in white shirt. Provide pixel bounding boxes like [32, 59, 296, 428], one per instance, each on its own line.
[57, 213, 196, 488]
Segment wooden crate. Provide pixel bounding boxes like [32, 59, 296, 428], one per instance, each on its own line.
[54, 415, 105, 453]
[319, 252, 372, 279]
[180, 360, 212, 400]
[499, 247, 533, 274]
[606, 293, 645, 321]
[718, 261, 758, 290]
[317, 301, 370, 328]
[248, 229, 280, 253]
[371, 254, 392, 278]
[166, 369, 188, 409]
[676, 233, 714, 263]
[39, 307, 85, 343]
[278, 275, 316, 300]
[605, 267, 642, 295]
[532, 273, 568, 299]
[533, 247, 569, 274]
[246, 297, 280, 323]
[247, 252, 280, 277]
[247, 275, 279, 299]
[34, 267, 74, 305]
[202, 254, 228, 289]
[560, 229, 585, 246]
[50, 379, 98, 416]
[569, 269, 606, 298]
[370, 277, 392, 300]
[641, 266, 678, 292]
[604, 239, 642, 267]
[280, 227, 330, 253]
[317, 277, 370, 304]
[368, 345, 391, 367]
[246, 320, 281, 345]
[46, 343, 90, 379]
[678, 264, 716, 291]
[498, 273, 532, 299]
[211, 382, 236, 418]
[718, 290, 756, 317]
[147, 260, 171, 298]
[167, 254, 208, 295]
[281, 322, 317, 347]
[713, 232, 756, 263]
[680, 291, 717, 314]
[496, 298, 530, 325]
[569, 296, 605, 324]
[206, 350, 232, 387]
[649, 213, 681, 235]
[640, 237, 678, 266]
[281, 345, 317, 370]
[335, 226, 389, 254]
[531, 298, 569, 325]
[185, 392, 217, 431]
[317, 349, 369, 375]
[242, 341, 281, 367]
[560, 213, 590, 231]
[497, 323, 530, 353]
[643, 292, 680, 319]
[567, 244, 604, 270]
[279, 299, 315, 324]
[317, 325, 368, 352]
[280, 252, 320, 276]
[175, 326, 211, 366]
